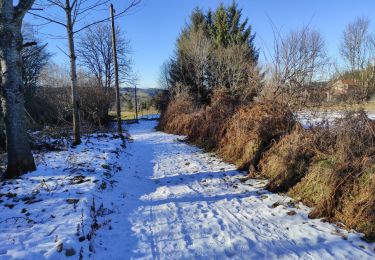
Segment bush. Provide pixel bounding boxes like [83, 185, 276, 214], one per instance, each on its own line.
[338, 164, 375, 241]
[186, 88, 238, 149]
[25, 86, 114, 128]
[219, 101, 295, 170]
[259, 111, 375, 241]
[259, 124, 315, 192]
[80, 86, 114, 127]
[158, 92, 198, 135]
[159, 88, 239, 150]
[289, 158, 375, 241]
[159, 91, 375, 240]
[26, 87, 72, 126]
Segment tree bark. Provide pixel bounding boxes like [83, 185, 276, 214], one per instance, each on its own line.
[0, 0, 36, 178]
[65, 0, 81, 145]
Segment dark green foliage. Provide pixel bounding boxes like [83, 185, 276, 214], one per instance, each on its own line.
[166, 1, 260, 106]
[209, 2, 257, 56]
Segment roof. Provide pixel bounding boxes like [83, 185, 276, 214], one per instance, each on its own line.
[341, 79, 357, 86]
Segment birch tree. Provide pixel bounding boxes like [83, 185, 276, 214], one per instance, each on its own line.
[340, 17, 375, 99]
[340, 17, 370, 74]
[0, 0, 36, 178]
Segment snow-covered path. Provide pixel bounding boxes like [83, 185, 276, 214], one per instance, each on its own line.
[94, 121, 374, 259]
[0, 120, 373, 259]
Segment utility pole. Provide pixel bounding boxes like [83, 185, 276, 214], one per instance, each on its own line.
[134, 84, 139, 122]
[110, 3, 123, 135]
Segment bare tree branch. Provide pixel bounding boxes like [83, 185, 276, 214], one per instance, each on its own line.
[73, 0, 140, 34]
[29, 11, 67, 27]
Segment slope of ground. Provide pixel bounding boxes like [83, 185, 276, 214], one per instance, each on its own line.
[0, 121, 374, 259]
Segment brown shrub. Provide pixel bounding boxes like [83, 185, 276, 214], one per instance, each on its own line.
[157, 92, 197, 135]
[259, 120, 336, 192]
[332, 110, 375, 161]
[158, 88, 238, 150]
[159, 90, 375, 240]
[219, 101, 295, 170]
[259, 124, 314, 192]
[289, 157, 375, 241]
[288, 111, 375, 241]
[186, 88, 238, 149]
[338, 164, 375, 241]
[255, 110, 374, 240]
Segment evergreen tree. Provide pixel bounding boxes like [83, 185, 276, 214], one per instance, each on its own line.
[167, 1, 260, 105]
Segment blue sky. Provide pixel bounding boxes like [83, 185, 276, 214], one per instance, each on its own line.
[25, 0, 375, 88]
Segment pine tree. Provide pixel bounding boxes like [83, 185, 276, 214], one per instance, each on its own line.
[168, 1, 260, 105]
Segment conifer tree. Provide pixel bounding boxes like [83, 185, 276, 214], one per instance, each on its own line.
[168, 1, 260, 105]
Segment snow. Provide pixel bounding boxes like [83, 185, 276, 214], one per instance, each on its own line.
[0, 120, 374, 259]
[298, 110, 375, 128]
[0, 133, 125, 259]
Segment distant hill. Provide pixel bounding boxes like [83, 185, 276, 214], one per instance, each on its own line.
[120, 87, 163, 99]
[119, 87, 164, 111]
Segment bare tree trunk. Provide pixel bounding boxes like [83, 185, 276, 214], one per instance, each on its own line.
[65, 0, 81, 145]
[110, 4, 122, 135]
[0, 0, 36, 178]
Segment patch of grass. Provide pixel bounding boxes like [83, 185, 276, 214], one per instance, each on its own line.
[288, 159, 335, 206]
[260, 125, 314, 193]
[109, 108, 159, 120]
[338, 165, 375, 241]
[289, 111, 375, 241]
